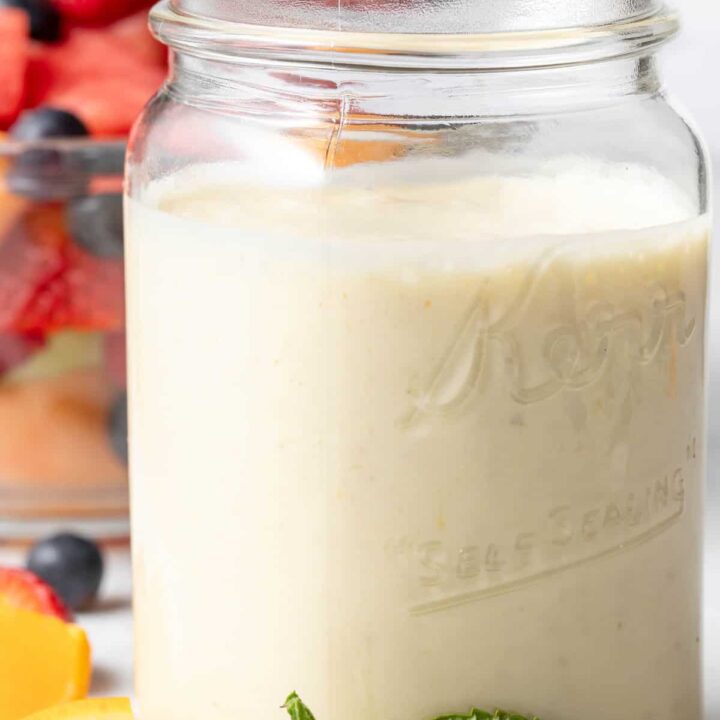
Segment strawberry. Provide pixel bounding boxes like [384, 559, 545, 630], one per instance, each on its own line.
[50, 0, 152, 25]
[0, 208, 68, 333]
[0, 204, 124, 333]
[17, 245, 125, 333]
[58, 242, 125, 331]
[0, 567, 71, 621]
[0, 8, 30, 130]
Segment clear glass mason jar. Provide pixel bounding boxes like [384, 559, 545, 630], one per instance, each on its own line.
[125, 1, 710, 719]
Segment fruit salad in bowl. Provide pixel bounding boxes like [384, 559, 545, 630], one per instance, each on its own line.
[0, 0, 165, 539]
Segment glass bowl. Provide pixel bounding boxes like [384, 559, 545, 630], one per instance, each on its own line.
[0, 137, 128, 542]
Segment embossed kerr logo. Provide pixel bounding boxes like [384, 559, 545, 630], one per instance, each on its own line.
[402, 244, 696, 428]
[391, 243, 699, 613]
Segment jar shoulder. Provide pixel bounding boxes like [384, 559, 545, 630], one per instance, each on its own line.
[127, 87, 709, 216]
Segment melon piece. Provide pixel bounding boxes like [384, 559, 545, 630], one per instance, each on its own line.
[0, 368, 126, 488]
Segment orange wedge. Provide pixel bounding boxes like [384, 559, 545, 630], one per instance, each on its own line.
[19, 699, 132, 720]
[0, 598, 91, 720]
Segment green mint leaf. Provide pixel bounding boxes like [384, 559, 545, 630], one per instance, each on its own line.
[282, 692, 317, 720]
[281, 693, 540, 720]
[491, 711, 541, 720]
[434, 710, 540, 720]
[433, 709, 493, 720]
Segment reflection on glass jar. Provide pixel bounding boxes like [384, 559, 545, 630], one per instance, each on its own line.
[126, 1, 710, 719]
[0, 140, 128, 539]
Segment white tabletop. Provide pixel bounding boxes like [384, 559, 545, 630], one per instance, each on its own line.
[81, 549, 133, 697]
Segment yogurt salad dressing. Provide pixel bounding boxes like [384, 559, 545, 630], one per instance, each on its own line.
[126, 156, 708, 720]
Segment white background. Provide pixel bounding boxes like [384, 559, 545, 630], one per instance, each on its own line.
[665, 0, 719, 713]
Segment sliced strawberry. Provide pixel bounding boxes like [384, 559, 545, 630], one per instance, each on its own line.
[58, 242, 125, 330]
[17, 266, 124, 333]
[0, 204, 124, 333]
[50, 0, 152, 25]
[0, 8, 30, 130]
[0, 567, 71, 621]
[21, 244, 124, 332]
[0, 210, 68, 333]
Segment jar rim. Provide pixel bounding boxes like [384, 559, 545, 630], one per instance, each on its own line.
[150, 0, 679, 70]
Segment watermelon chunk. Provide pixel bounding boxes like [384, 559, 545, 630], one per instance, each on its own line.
[0, 8, 30, 130]
[24, 28, 165, 136]
[0, 207, 68, 333]
[50, 0, 153, 25]
[107, 8, 167, 67]
[24, 49, 53, 110]
[47, 73, 163, 136]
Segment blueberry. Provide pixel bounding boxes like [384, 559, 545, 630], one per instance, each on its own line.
[10, 108, 88, 141]
[108, 392, 128, 465]
[27, 533, 104, 611]
[0, 0, 61, 42]
[67, 193, 124, 258]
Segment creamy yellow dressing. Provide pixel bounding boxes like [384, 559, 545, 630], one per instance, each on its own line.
[127, 159, 707, 720]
